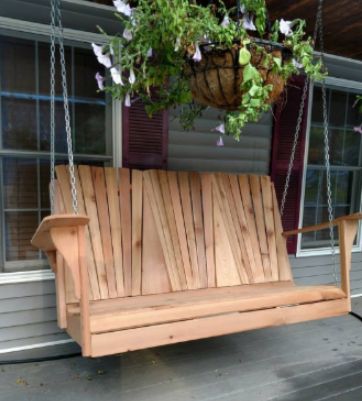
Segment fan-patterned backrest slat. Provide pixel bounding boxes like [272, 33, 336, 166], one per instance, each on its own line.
[55, 166, 293, 300]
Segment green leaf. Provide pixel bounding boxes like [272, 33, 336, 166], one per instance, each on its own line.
[239, 47, 251, 66]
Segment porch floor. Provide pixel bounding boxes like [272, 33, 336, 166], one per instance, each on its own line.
[2, 299, 362, 401]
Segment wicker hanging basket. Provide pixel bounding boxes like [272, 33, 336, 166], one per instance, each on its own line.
[185, 40, 289, 111]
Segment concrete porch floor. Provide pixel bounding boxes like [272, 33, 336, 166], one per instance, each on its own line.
[1, 299, 362, 401]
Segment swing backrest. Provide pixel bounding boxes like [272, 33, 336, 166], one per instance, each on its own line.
[54, 165, 293, 301]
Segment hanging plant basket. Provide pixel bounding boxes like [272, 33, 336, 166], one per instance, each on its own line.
[185, 40, 289, 111]
[94, 0, 325, 140]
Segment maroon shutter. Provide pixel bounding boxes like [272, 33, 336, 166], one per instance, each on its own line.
[270, 76, 309, 254]
[122, 100, 168, 169]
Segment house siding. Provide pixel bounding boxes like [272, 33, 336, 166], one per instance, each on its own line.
[0, 280, 78, 359]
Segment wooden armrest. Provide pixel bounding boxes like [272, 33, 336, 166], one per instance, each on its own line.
[31, 214, 89, 252]
[283, 212, 362, 238]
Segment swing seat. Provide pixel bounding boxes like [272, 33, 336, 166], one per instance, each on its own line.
[32, 165, 361, 357]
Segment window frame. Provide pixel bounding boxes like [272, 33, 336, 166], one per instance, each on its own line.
[0, 19, 122, 283]
[296, 77, 362, 257]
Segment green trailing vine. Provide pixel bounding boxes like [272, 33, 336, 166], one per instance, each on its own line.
[93, 0, 326, 141]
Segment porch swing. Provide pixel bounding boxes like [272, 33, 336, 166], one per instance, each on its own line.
[31, 0, 362, 357]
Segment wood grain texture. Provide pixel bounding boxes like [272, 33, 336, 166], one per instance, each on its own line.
[90, 299, 349, 356]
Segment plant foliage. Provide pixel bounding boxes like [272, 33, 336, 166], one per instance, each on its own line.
[94, 0, 326, 140]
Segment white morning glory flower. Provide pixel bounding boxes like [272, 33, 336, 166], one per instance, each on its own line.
[95, 72, 105, 90]
[146, 48, 153, 58]
[213, 123, 225, 134]
[174, 37, 181, 51]
[92, 43, 103, 58]
[124, 92, 131, 107]
[193, 43, 202, 62]
[354, 124, 362, 134]
[123, 28, 133, 41]
[113, 0, 132, 17]
[129, 68, 136, 84]
[97, 53, 112, 69]
[243, 14, 256, 31]
[110, 67, 124, 85]
[292, 58, 303, 69]
[216, 136, 224, 147]
[92, 43, 112, 68]
[239, 4, 246, 14]
[221, 15, 230, 28]
[279, 19, 294, 37]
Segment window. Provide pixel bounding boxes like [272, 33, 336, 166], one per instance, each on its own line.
[300, 84, 362, 251]
[0, 34, 113, 272]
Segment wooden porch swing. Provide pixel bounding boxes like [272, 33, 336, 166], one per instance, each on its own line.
[31, 0, 362, 357]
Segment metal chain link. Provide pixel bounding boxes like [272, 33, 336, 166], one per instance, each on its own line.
[280, 77, 309, 216]
[49, 0, 78, 214]
[49, 0, 57, 213]
[281, 0, 338, 285]
[317, 0, 338, 285]
[280, 0, 321, 216]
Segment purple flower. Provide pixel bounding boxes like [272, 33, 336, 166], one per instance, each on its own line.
[216, 136, 224, 147]
[110, 67, 124, 85]
[113, 0, 132, 17]
[221, 15, 230, 28]
[213, 123, 225, 134]
[354, 124, 362, 134]
[129, 68, 136, 84]
[124, 92, 131, 107]
[242, 14, 256, 31]
[123, 28, 133, 41]
[193, 43, 202, 62]
[279, 19, 294, 37]
[95, 72, 105, 90]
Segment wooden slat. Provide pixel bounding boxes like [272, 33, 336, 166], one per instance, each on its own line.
[70, 282, 295, 314]
[261, 177, 278, 281]
[178, 172, 200, 289]
[55, 253, 67, 328]
[89, 285, 345, 333]
[272, 184, 293, 281]
[168, 171, 195, 289]
[144, 171, 182, 291]
[201, 173, 215, 287]
[190, 172, 207, 288]
[78, 225, 91, 356]
[238, 175, 264, 281]
[74, 167, 99, 301]
[249, 175, 272, 281]
[91, 299, 349, 356]
[158, 171, 187, 289]
[91, 167, 117, 298]
[213, 174, 249, 284]
[78, 165, 109, 299]
[229, 175, 264, 283]
[104, 168, 125, 297]
[119, 168, 132, 296]
[213, 185, 241, 287]
[141, 190, 171, 295]
[56, 166, 100, 300]
[222, 174, 254, 282]
[131, 170, 143, 296]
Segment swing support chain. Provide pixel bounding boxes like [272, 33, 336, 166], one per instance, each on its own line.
[280, 0, 338, 285]
[49, 0, 78, 215]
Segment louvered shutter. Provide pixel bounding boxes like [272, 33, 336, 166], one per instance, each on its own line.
[270, 76, 309, 254]
[122, 99, 168, 169]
